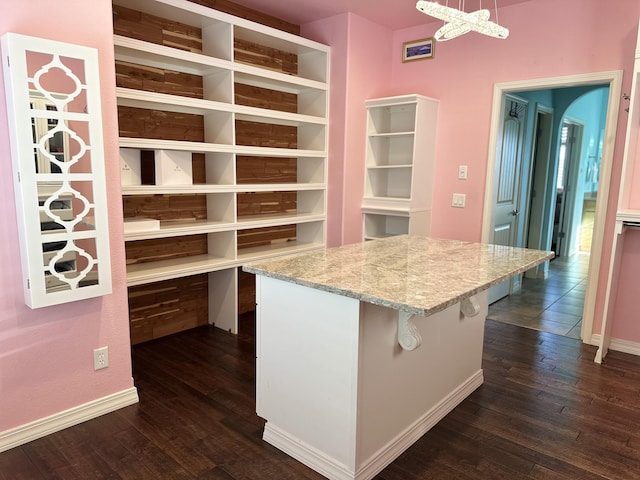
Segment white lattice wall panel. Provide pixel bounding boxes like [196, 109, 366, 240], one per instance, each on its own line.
[2, 33, 112, 308]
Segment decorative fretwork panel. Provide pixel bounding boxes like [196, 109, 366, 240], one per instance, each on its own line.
[2, 33, 111, 308]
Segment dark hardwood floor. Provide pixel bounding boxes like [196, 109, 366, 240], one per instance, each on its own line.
[3, 315, 640, 479]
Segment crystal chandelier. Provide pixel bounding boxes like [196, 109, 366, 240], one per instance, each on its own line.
[416, 1, 509, 41]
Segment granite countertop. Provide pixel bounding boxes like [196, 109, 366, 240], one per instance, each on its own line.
[243, 235, 554, 317]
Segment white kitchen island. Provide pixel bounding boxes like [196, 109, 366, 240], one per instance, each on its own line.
[244, 235, 553, 480]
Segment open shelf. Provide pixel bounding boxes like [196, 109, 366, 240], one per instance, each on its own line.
[365, 167, 413, 199]
[236, 240, 323, 262]
[617, 209, 640, 223]
[121, 183, 325, 195]
[236, 212, 325, 229]
[363, 213, 410, 240]
[367, 102, 417, 134]
[114, 35, 232, 79]
[118, 137, 325, 158]
[116, 87, 327, 126]
[124, 219, 237, 241]
[367, 134, 415, 166]
[126, 253, 238, 286]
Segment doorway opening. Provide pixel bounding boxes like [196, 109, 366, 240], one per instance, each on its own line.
[552, 120, 584, 257]
[482, 71, 623, 343]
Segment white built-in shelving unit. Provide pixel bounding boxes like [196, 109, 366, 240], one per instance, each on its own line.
[113, 0, 329, 334]
[596, 21, 640, 363]
[362, 94, 438, 240]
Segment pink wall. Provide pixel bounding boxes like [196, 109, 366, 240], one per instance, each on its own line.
[2, 0, 640, 441]
[626, 113, 640, 208]
[305, 0, 640, 344]
[303, 13, 393, 246]
[390, 0, 638, 242]
[388, 0, 640, 343]
[612, 231, 640, 341]
[302, 15, 349, 247]
[0, 0, 134, 432]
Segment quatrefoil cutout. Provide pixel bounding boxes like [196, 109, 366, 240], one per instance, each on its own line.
[47, 243, 97, 290]
[32, 55, 83, 111]
[42, 186, 92, 230]
[37, 123, 88, 174]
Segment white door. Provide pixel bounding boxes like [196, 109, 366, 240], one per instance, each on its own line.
[488, 95, 528, 303]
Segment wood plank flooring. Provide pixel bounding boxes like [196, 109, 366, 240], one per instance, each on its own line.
[2, 316, 640, 479]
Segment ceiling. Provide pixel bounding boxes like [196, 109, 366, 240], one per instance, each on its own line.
[231, 0, 532, 31]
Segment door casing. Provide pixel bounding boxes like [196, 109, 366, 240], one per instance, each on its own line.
[524, 104, 554, 279]
[481, 71, 623, 343]
[555, 118, 585, 258]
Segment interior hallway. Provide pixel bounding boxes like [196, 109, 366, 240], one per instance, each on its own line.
[488, 253, 589, 339]
[488, 194, 595, 339]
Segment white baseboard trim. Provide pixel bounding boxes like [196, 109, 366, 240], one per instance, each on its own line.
[264, 424, 355, 480]
[590, 334, 640, 358]
[263, 370, 484, 480]
[0, 387, 139, 453]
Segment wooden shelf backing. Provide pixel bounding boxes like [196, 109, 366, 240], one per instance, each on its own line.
[129, 273, 209, 345]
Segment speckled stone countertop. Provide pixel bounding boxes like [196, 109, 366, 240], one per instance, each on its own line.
[243, 235, 554, 317]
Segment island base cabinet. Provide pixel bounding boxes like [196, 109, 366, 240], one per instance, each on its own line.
[255, 276, 487, 480]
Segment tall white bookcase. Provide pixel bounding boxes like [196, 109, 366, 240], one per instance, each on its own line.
[113, 0, 329, 337]
[362, 94, 439, 240]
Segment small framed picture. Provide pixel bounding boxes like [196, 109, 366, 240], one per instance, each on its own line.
[402, 37, 435, 62]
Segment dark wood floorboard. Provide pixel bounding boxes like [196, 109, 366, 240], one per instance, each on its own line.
[3, 316, 640, 479]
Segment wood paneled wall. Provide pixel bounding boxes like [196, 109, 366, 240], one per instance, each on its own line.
[235, 84, 297, 112]
[114, 1, 302, 342]
[128, 274, 208, 345]
[188, 0, 299, 35]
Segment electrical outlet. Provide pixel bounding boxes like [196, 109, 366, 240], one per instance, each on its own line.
[94, 346, 109, 370]
[452, 193, 466, 208]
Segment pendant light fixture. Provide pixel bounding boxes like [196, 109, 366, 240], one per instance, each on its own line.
[416, 0, 509, 41]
